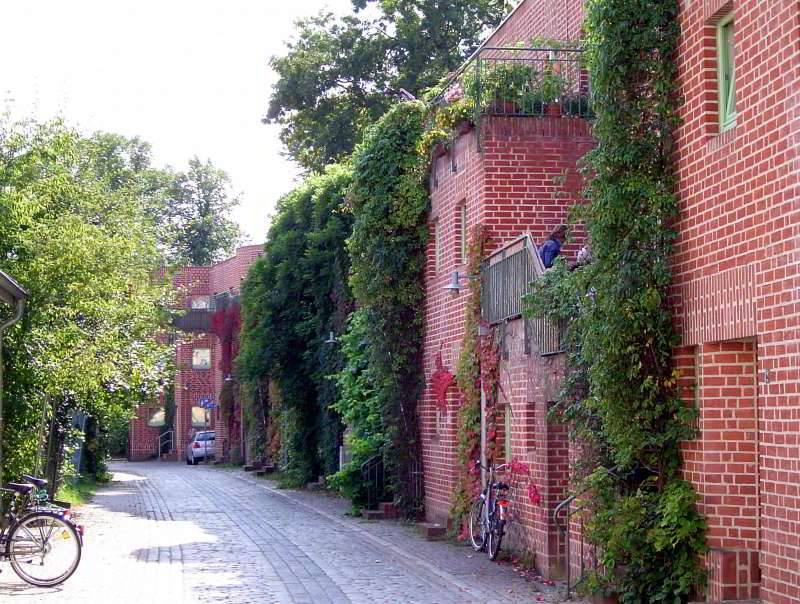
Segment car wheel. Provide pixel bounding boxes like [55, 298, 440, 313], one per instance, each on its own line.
[186, 456, 191, 465]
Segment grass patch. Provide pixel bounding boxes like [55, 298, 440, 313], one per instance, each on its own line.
[56, 476, 103, 506]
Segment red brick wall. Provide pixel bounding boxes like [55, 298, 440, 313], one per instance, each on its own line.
[209, 244, 263, 296]
[420, 113, 593, 576]
[487, 0, 585, 46]
[130, 246, 262, 462]
[673, 2, 800, 602]
[128, 405, 160, 461]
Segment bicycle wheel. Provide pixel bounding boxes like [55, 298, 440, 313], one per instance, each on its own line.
[468, 497, 486, 551]
[9, 511, 81, 587]
[487, 518, 505, 561]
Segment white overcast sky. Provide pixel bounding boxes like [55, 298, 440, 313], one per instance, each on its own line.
[1, 0, 356, 244]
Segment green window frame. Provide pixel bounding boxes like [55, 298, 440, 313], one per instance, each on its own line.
[717, 14, 736, 131]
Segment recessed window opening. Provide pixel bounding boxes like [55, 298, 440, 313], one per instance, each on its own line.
[717, 13, 736, 131]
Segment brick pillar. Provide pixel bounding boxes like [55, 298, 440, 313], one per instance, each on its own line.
[692, 340, 761, 602]
[532, 398, 568, 579]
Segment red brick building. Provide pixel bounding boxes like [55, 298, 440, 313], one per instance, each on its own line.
[419, 1, 800, 602]
[419, 0, 593, 579]
[128, 244, 262, 463]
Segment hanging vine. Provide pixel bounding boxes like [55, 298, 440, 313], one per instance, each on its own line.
[450, 224, 489, 531]
[347, 101, 429, 514]
[527, 1, 706, 601]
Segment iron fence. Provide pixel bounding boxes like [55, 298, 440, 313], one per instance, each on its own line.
[470, 46, 591, 118]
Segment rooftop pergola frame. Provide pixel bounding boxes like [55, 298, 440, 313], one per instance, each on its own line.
[0, 270, 28, 482]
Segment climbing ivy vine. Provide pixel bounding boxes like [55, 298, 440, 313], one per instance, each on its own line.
[347, 101, 429, 514]
[450, 225, 489, 531]
[238, 165, 353, 486]
[527, 1, 706, 601]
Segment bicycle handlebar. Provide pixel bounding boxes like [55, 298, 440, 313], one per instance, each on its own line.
[474, 460, 509, 472]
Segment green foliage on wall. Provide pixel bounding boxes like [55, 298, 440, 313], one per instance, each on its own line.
[450, 225, 488, 531]
[238, 165, 353, 486]
[327, 309, 384, 507]
[527, 1, 706, 600]
[347, 101, 429, 513]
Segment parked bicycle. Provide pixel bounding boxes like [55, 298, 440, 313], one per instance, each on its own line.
[468, 460, 510, 560]
[0, 475, 83, 586]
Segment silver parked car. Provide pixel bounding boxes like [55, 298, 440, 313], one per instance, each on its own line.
[185, 431, 215, 465]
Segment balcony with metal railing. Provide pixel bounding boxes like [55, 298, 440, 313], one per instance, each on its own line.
[481, 234, 565, 356]
[433, 45, 592, 149]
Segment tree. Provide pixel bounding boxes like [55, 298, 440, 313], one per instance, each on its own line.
[83, 136, 242, 267]
[0, 118, 171, 485]
[266, 1, 511, 172]
[164, 157, 242, 266]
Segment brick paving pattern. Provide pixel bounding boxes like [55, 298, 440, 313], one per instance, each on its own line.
[0, 461, 576, 603]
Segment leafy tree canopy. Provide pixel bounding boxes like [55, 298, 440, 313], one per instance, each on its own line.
[266, 0, 512, 171]
[79, 136, 242, 267]
[166, 157, 242, 266]
[0, 118, 171, 482]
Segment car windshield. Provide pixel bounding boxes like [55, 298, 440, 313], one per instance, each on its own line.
[196, 432, 215, 441]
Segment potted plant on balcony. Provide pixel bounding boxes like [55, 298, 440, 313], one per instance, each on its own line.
[462, 61, 534, 115]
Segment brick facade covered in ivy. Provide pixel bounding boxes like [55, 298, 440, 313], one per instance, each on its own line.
[421, 0, 800, 600]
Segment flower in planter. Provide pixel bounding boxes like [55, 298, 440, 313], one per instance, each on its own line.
[443, 82, 463, 104]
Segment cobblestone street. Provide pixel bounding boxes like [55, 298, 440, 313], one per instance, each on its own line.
[0, 461, 565, 604]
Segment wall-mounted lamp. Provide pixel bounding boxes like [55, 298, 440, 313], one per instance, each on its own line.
[224, 374, 234, 382]
[324, 330, 337, 345]
[443, 271, 479, 295]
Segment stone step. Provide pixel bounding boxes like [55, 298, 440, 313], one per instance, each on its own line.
[379, 501, 398, 520]
[362, 509, 384, 521]
[417, 522, 446, 540]
[244, 465, 256, 472]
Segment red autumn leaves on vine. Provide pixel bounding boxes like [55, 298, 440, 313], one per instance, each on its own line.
[430, 346, 454, 411]
[211, 303, 241, 375]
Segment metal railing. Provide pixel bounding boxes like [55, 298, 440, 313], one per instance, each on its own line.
[172, 309, 211, 332]
[409, 456, 425, 514]
[480, 234, 565, 356]
[481, 234, 542, 324]
[432, 46, 591, 150]
[469, 47, 590, 117]
[158, 430, 174, 459]
[553, 493, 589, 599]
[360, 454, 384, 511]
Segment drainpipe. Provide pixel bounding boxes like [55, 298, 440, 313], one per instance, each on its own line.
[0, 297, 26, 481]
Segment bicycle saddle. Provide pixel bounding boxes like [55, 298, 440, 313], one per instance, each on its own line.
[3, 483, 34, 495]
[22, 475, 47, 488]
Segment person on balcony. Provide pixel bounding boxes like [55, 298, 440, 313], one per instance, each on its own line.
[539, 224, 567, 268]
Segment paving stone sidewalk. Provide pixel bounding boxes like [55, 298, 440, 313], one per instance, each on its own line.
[0, 461, 578, 604]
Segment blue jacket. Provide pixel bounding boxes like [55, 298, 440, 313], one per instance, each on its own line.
[539, 238, 562, 268]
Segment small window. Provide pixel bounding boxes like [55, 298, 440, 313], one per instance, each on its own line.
[191, 406, 209, 428]
[192, 348, 211, 370]
[504, 405, 512, 462]
[147, 407, 165, 428]
[434, 222, 443, 273]
[459, 203, 467, 264]
[717, 14, 736, 131]
[191, 296, 211, 310]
